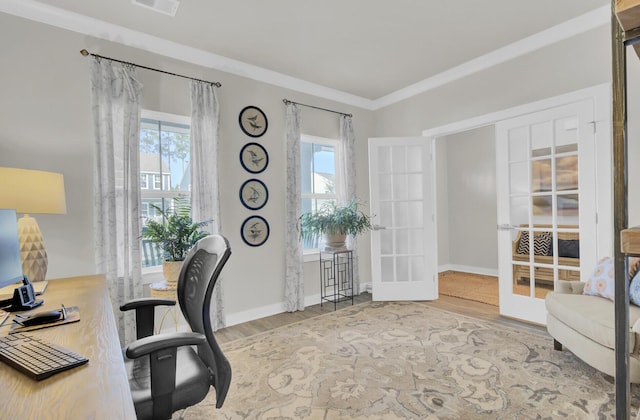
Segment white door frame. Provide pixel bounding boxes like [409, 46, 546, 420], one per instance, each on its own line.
[422, 83, 612, 292]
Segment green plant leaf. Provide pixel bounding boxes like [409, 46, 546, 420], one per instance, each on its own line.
[141, 198, 210, 261]
[299, 199, 372, 243]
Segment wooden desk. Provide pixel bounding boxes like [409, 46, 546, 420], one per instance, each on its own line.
[0, 275, 136, 419]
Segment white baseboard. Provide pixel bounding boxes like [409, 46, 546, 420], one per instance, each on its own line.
[438, 264, 498, 277]
[438, 264, 454, 273]
[225, 301, 287, 327]
[224, 286, 371, 328]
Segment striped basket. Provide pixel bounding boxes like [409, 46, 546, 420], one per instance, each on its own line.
[149, 281, 177, 299]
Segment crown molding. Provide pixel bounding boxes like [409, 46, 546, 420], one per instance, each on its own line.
[0, 0, 376, 110]
[1, 0, 609, 112]
[373, 5, 610, 110]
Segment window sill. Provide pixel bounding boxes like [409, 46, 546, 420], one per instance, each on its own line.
[303, 250, 320, 263]
[142, 265, 164, 285]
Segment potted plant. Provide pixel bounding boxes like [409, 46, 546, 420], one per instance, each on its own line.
[142, 199, 209, 284]
[299, 200, 372, 248]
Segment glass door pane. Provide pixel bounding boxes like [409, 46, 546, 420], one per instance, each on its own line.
[509, 116, 581, 300]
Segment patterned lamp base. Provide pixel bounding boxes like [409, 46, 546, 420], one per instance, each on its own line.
[17, 215, 48, 282]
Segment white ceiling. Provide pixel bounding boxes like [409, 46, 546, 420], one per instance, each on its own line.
[4, 0, 610, 108]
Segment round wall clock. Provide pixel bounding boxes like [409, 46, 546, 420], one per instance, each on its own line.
[240, 142, 269, 174]
[239, 179, 268, 210]
[241, 215, 270, 247]
[239, 106, 268, 137]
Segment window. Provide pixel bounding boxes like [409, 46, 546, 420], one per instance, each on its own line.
[300, 135, 341, 250]
[153, 174, 162, 190]
[140, 110, 191, 267]
[140, 173, 149, 190]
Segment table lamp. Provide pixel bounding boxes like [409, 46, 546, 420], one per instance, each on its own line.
[0, 167, 67, 282]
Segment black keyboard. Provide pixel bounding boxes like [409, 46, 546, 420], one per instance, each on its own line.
[0, 332, 89, 380]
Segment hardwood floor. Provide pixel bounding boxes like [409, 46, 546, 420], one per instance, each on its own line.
[216, 292, 545, 344]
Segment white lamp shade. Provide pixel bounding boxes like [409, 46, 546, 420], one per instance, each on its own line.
[0, 167, 67, 214]
[0, 167, 66, 282]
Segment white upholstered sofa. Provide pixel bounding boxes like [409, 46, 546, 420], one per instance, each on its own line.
[545, 280, 640, 382]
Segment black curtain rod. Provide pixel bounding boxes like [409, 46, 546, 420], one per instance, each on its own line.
[79, 49, 222, 87]
[282, 99, 352, 118]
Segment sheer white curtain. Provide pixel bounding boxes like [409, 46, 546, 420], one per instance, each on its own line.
[190, 80, 224, 330]
[90, 57, 143, 345]
[284, 103, 304, 311]
[337, 115, 361, 292]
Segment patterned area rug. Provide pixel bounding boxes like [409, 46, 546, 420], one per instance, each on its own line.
[180, 301, 639, 419]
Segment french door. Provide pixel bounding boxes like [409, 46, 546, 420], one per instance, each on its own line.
[495, 100, 597, 324]
[368, 137, 436, 301]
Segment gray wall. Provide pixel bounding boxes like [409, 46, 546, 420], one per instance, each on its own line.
[437, 126, 497, 274]
[0, 13, 374, 320]
[435, 140, 450, 266]
[374, 26, 611, 137]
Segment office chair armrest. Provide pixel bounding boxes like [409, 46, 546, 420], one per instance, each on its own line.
[125, 331, 207, 359]
[120, 298, 177, 340]
[119, 297, 176, 311]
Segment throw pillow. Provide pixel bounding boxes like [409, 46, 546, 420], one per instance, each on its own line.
[583, 257, 615, 301]
[515, 231, 552, 256]
[557, 239, 580, 258]
[630, 257, 640, 281]
[631, 270, 640, 306]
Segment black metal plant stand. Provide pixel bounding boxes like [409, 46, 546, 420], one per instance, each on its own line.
[320, 249, 354, 310]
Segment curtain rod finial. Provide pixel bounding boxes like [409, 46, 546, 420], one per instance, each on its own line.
[80, 49, 90, 57]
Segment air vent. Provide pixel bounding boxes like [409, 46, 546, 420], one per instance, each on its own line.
[132, 0, 180, 16]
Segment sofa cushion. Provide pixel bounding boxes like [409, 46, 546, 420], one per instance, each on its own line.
[546, 291, 640, 352]
[516, 231, 552, 256]
[583, 257, 615, 300]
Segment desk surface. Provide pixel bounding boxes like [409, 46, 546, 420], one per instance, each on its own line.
[0, 275, 136, 419]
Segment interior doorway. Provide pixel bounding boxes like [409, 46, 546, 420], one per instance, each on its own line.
[425, 84, 612, 324]
[435, 126, 500, 307]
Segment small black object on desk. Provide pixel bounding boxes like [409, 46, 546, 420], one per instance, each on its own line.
[0, 277, 43, 312]
[13, 305, 66, 327]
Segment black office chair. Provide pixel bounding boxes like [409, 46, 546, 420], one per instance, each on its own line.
[120, 234, 232, 420]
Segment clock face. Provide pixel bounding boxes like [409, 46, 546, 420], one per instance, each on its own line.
[239, 106, 268, 138]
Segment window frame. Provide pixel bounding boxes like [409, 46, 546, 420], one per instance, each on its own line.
[300, 134, 342, 257]
[140, 109, 191, 274]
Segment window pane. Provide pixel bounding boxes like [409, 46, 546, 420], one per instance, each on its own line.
[556, 156, 578, 191]
[140, 116, 191, 268]
[300, 137, 339, 250]
[301, 142, 313, 195]
[312, 143, 335, 194]
[531, 159, 552, 193]
[301, 198, 313, 216]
